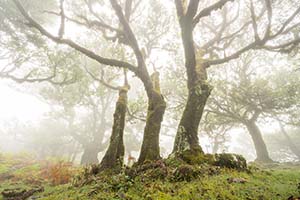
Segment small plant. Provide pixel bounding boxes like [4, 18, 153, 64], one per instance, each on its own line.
[40, 160, 75, 185]
[172, 164, 200, 182]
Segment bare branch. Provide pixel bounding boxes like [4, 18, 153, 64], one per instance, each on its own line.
[263, 0, 272, 40]
[174, 0, 185, 18]
[186, 0, 200, 19]
[205, 1, 300, 67]
[271, 6, 300, 39]
[0, 65, 76, 86]
[193, 0, 234, 27]
[12, 0, 138, 73]
[110, 0, 145, 68]
[125, 0, 133, 21]
[84, 65, 121, 91]
[58, 0, 65, 38]
[250, 0, 261, 42]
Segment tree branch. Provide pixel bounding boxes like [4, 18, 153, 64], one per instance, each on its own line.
[58, 0, 65, 38]
[84, 65, 121, 91]
[12, 0, 138, 73]
[110, 0, 145, 68]
[193, 0, 234, 27]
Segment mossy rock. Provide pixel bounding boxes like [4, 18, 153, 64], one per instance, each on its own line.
[177, 148, 215, 165]
[214, 153, 247, 171]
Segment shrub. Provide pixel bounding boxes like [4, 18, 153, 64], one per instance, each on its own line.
[40, 161, 75, 185]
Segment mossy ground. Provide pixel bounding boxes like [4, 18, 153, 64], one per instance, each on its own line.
[0, 153, 299, 200]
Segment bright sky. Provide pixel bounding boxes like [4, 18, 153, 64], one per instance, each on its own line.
[0, 81, 49, 122]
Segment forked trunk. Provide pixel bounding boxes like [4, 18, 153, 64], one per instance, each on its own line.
[100, 87, 128, 169]
[138, 72, 166, 163]
[245, 121, 273, 162]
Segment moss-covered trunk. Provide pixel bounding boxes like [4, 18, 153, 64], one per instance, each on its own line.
[245, 121, 273, 162]
[138, 72, 166, 163]
[100, 87, 128, 169]
[173, 82, 211, 154]
[172, 14, 212, 156]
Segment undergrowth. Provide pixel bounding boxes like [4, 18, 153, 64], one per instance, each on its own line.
[0, 153, 299, 200]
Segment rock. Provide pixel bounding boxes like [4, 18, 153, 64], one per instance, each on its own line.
[227, 177, 247, 184]
[214, 153, 247, 171]
[177, 149, 215, 165]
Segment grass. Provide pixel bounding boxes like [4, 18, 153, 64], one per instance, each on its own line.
[0, 153, 299, 200]
[39, 168, 300, 200]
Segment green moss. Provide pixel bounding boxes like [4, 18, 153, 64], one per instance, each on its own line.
[0, 164, 10, 174]
[177, 149, 215, 165]
[214, 153, 247, 171]
[1, 155, 299, 200]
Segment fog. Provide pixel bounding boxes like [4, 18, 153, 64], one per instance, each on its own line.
[0, 0, 299, 166]
[1, 1, 300, 199]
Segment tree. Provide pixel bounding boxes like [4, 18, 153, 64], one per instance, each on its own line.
[1, 0, 300, 166]
[264, 126, 300, 162]
[173, 0, 300, 156]
[100, 82, 129, 169]
[38, 63, 114, 164]
[6, 0, 168, 164]
[206, 52, 298, 162]
[277, 120, 300, 161]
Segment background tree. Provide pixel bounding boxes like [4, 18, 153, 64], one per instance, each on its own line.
[206, 52, 299, 162]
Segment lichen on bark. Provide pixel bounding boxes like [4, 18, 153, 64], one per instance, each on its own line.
[138, 72, 166, 164]
[100, 86, 129, 170]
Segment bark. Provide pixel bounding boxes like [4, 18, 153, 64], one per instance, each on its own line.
[173, 83, 211, 154]
[245, 121, 273, 162]
[138, 72, 166, 163]
[173, 7, 212, 155]
[100, 87, 128, 169]
[12, 0, 167, 165]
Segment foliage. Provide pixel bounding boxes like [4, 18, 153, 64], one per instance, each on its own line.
[40, 160, 76, 186]
[0, 153, 77, 195]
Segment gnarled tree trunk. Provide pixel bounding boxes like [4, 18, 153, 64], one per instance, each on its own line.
[100, 87, 128, 169]
[138, 72, 166, 163]
[245, 121, 273, 162]
[172, 8, 212, 155]
[173, 81, 212, 154]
